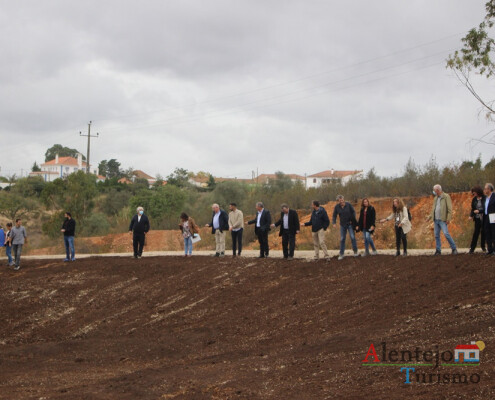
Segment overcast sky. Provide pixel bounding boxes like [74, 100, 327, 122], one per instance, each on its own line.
[1, 0, 493, 180]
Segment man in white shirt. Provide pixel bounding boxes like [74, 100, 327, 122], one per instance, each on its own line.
[247, 202, 271, 258]
[205, 203, 229, 257]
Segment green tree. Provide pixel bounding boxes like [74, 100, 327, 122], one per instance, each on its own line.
[447, 0, 495, 119]
[98, 160, 108, 177]
[106, 159, 122, 179]
[0, 192, 39, 220]
[166, 167, 191, 187]
[206, 174, 216, 190]
[31, 161, 41, 172]
[129, 185, 186, 221]
[45, 144, 85, 162]
[11, 176, 46, 197]
[41, 171, 98, 221]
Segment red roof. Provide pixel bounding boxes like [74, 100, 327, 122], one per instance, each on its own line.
[455, 344, 479, 350]
[42, 156, 87, 167]
[308, 170, 362, 178]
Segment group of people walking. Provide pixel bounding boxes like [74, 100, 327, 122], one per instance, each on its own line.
[1, 219, 28, 270]
[163, 182, 495, 259]
[5, 183, 494, 268]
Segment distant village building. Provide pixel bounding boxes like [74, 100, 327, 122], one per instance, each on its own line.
[255, 174, 306, 185]
[29, 153, 99, 182]
[306, 169, 363, 188]
[118, 170, 160, 188]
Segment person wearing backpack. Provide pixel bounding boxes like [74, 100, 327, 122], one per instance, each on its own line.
[380, 197, 411, 256]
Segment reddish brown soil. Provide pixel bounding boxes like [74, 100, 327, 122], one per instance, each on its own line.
[1, 254, 493, 399]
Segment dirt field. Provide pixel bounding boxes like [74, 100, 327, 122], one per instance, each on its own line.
[0, 254, 494, 399]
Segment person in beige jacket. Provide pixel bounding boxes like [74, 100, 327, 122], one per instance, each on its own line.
[380, 198, 411, 256]
[228, 203, 244, 257]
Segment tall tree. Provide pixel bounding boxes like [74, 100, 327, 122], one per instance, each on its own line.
[31, 162, 41, 172]
[45, 144, 85, 162]
[447, 1, 495, 120]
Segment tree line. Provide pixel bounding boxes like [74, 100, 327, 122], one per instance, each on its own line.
[0, 155, 494, 242]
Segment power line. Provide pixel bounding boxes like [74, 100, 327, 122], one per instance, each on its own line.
[101, 51, 451, 132]
[91, 31, 467, 124]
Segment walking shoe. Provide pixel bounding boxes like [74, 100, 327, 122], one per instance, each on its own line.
[219, 252, 225, 257]
[14, 265, 20, 271]
[258, 255, 265, 258]
[482, 248, 486, 252]
[395, 251, 400, 256]
[287, 256, 294, 261]
[338, 254, 344, 261]
[134, 255, 138, 259]
[361, 251, 370, 257]
[313, 256, 319, 261]
[402, 252, 408, 256]
[451, 249, 458, 255]
[213, 252, 220, 257]
[353, 251, 359, 257]
[371, 250, 378, 255]
[468, 250, 474, 254]
[434, 250, 441, 256]
[71, 258, 76, 261]
[63, 258, 70, 262]
[8, 262, 14, 267]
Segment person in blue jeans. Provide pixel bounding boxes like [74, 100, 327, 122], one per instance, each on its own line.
[0, 224, 5, 263]
[426, 185, 458, 255]
[332, 195, 359, 260]
[179, 213, 199, 256]
[4, 223, 13, 266]
[356, 198, 377, 256]
[61, 212, 76, 261]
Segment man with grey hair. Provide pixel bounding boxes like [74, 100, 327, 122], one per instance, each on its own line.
[247, 202, 271, 258]
[205, 203, 229, 257]
[426, 184, 457, 255]
[129, 206, 150, 259]
[483, 183, 495, 255]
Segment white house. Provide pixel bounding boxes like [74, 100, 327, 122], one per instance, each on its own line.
[306, 169, 363, 188]
[454, 342, 480, 363]
[30, 153, 98, 182]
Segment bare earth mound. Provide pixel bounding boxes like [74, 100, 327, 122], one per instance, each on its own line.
[0, 255, 494, 399]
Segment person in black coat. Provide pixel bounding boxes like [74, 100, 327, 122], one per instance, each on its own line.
[61, 212, 76, 261]
[483, 183, 495, 255]
[356, 198, 377, 256]
[247, 202, 271, 258]
[129, 206, 150, 258]
[271, 204, 300, 260]
[469, 186, 486, 254]
[302, 200, 330, 260]
[205, 203, 230, 257]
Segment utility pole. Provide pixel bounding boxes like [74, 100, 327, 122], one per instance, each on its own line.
[79, 121, 99, 174]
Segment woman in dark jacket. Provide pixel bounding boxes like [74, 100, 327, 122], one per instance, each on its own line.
[356, 198, 377, 256]
[469, 186, 486, 254]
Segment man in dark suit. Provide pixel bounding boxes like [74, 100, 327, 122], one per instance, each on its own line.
[129, 206, 150, 258]
[483, 183, 495, 255]
[247, 202, 271, 258]
[271, 203, 300, 260]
